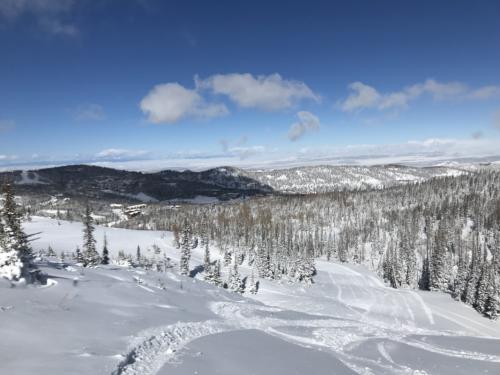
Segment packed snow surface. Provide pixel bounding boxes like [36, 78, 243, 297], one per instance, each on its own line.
[1, 216, 499, 374]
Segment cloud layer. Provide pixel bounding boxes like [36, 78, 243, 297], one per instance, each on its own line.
[140, 73, 318, 124]
[95, 148, 149, 160]
[339, 79, 500, 112]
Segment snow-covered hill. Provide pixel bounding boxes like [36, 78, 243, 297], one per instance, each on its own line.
[0, 163, 480, 202]
[1, 217, 499, 375]
[246, 164, 467, 193]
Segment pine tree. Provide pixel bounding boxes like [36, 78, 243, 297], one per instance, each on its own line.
[136, 245, 142, 267]
[212, 260, 222, 286]
[228, 261, 244, 293]
[248, 269, 259, 294]
[430, 222, 448, 291]
[75, 246, 84, 264]
[179, 220, 191, 276]
[453, 255, 468, 301]
[101, 235, 110, 265]
[47, 245, 56, 257]
[464, 254, 480, 306]
[203, 241, 212, 281]
[82, 205, 100, 267]
[0, 183, 38, 282]
[475, 262, 490, 312]
[419, 257, 430, 290]
[484, 268, 499, 319]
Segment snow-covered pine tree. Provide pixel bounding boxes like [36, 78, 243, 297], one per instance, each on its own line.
[82, 205, 100, 267]
[136, 245, 142, 267]
[223, 250, 232, 266]
[483, 266, 499, 319]
[430, 221, 448, 291]
[248, 269, 259, 294]
[464, 241, 481, 306]
[179, 220, 191, 276]
[101, 235, 110, 265]
[47, 245, 56, 257]
[228, 261, 244, 293]
[0, 183, 39, 283]
[203, 240, 212, 281]
[75, 246, 84, 264]
[475, 261, 490, 313]
[452, 253, 469, 301]
[0, 224, 24, 282]
[212, 260, 222, 286]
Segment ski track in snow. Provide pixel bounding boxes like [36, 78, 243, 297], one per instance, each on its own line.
[113, 320, 230, 375]
[104, 290, 499, 374]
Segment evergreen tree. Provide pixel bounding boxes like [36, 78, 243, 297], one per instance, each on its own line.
[75, 246, 84, 264]
[419, 257, 430, 290]
[0, 183, 38, 282]
[47, 245, 56, 257]
[180, 220, 191, 276]
[483, 267, 499, 319]
[82, 205, 100, 267]
[101, 235, 110, 265]
[248, 269, 259, 294]
[430, 222, 448, 291]
[475, 262, 490, 312]
[136, 245, 142, 267]
[228, 261, 244, 293]
[453, 255, 468, 301]
[212, 260, 222, 286]
[203, 241, 212, 281]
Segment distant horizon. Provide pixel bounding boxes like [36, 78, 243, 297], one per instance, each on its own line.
[1, 149, 499, 173]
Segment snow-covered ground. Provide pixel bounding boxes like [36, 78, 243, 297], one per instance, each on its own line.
[1, 216, 499, 374]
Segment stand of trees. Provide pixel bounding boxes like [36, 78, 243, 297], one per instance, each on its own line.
[121, 171, 500, 319]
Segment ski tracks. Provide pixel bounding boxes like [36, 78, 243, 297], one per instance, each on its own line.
[112, 320, 230, 375]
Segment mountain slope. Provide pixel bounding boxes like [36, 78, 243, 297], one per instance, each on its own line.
[0, 163, 476, 201]
[1, 216, 499, 375]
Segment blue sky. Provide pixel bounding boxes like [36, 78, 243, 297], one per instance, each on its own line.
[1, 0, 500, 170]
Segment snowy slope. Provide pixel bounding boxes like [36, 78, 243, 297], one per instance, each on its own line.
[1, 217, 499, 375]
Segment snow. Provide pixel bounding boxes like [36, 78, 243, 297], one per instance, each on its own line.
[0, 216, 499, 374]
[15, 170, 47, 185]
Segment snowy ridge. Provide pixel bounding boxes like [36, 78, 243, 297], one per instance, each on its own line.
[246, 164, 467, 193]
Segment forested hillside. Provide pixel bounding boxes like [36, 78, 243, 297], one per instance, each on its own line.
[122, 171, 500, 319]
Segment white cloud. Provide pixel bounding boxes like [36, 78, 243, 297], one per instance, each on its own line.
[288, 111, 320, 141]
[0, 119, 16, 133]
[0, 0, 78, 36]
[95, 148, 149, 160]
[0, 154, 18, 161]
[140, 82, 228, 124]
[339, 79, 499, 112]
[198, 73, 319, 111]
[75, 104, 106, 121]
[340, 82, 382, 112]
